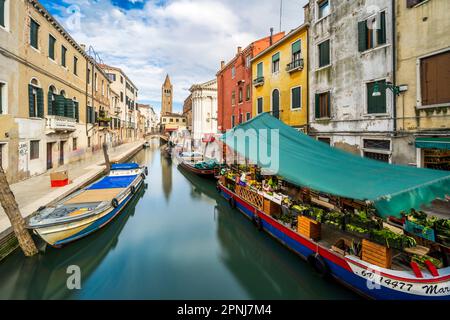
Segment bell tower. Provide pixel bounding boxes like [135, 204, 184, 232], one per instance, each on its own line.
[161, 74, 173, 116]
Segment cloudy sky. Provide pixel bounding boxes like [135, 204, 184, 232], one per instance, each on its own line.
[42, 0, 308, 112]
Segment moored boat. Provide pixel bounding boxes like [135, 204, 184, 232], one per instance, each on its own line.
[28, 163, 148, 247]
[176, 152, 219, 177]
[218, 113, 450, 300]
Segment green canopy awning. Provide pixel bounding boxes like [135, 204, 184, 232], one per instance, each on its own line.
[416, 137, 450, 150]
[221, 113, 450, 218]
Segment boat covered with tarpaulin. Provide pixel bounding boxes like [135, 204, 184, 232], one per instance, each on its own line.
[217, 113, 450, 300]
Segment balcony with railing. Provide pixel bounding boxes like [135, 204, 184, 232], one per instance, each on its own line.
[286, 59, 304, 73]
[253, 76, 264, 87]
[46, 115, 77, 132]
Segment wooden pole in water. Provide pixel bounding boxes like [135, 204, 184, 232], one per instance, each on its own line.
[0, 165, 38, 257]
[103, 142, 111, 174]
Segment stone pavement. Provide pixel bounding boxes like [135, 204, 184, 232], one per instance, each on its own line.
[0, 140, 144, 239]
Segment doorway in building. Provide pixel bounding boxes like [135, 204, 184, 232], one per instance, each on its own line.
[59, 141, 65, 166]
[47, 142, 54, 170]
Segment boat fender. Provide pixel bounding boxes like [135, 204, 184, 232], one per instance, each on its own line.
[111, 198, 119, 208]
[228, 197, 236, 209]
[307, 254, 329, 278]
[253, 215, 263, 231]
[130, 185, 136, 194]
[144, 166, 149, 176]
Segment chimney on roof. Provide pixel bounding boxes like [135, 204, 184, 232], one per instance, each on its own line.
[237, 46, 242, 55]
[80, 44, 86, 51]
[221, 60, 225, 69]
[270, 27, 274, 45]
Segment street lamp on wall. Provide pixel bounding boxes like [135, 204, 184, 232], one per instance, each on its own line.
[372, 81, 408, 97]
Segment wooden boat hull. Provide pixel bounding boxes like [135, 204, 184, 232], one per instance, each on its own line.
[178, 160, 216, 177]
[218, 182, 450, 300]
[29, 165, 146, 247]
[33, 181, 143, 247]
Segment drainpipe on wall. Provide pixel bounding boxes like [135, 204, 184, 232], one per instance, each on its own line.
[392, 0, 397, 135]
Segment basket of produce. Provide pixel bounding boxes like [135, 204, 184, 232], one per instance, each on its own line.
[323, 211, 345, 230]
[305, 207, 326, 222]
[345, 210, 382, 231]
[370, 228, 417, 250]
[345, 224, 371, 239]
[291, 204, 310, 216]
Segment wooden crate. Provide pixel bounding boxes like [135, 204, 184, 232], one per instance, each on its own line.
[219, 176, 226, 186]
[263, 198, 281, 216]
[236, 185, 264, 210]
[361, 239, 392, 269]
[297, 216, 321, 241]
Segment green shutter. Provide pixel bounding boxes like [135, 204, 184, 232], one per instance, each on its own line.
[292, 87, 301, 109]
[327, 92, 331, 116]
[30, 20, 38, 48]
[272, 52, 280, 62]
[47, 92, 54, 115]
[61, 46, 67, 67]
[257, 62, 263, 78]
[37, 88, 44, 118]
[319, 41, 330, 67]
[49, 35, 55, 60]
[65, 98, 75, 118]
[74, 101, 79, 122]
[292, 40, 301, 54]
[358, 20, 367, 52]
[315, 94, 320, 119]
[378, 11, 386, 45]
[55, 94, 65, 116]
[0, 0, 5, 27]
[87, 106, 91, 123]
[28, 85, 36, 117]
[367, 82, 386, 114]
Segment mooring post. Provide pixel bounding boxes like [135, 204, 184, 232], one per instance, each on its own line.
[0, 165, 38, 257]
[103, 142, 111, 174]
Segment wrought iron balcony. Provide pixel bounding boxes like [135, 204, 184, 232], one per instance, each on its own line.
[286, 59, 304, 73]
[253, 77, 264, 87]
[46, 115, 76, 132]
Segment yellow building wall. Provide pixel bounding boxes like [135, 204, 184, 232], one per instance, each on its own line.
[252, 27, 308, 129]
[396, 0, 450, 132]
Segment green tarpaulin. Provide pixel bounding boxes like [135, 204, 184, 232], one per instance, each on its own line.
[221, 113, 450, 218]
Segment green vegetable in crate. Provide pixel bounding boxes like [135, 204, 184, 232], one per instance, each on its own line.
[346, 224, 369, 235]
[311, 207, 325, 222]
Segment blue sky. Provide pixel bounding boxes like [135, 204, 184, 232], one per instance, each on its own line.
[41, 0, 307, 113]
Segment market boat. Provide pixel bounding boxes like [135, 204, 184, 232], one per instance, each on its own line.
[176, 151, 219, 177]
[28, 163, 148, 247]
[218, 113, 450, 300]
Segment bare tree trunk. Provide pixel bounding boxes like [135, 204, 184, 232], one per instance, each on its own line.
[103, 142, 111, 174]
[0, 165, 38, 257]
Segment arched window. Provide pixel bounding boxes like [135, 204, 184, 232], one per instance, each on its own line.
[28, 78, 43, 118]
[272, 89, 280, 119]
[48, 85, 57, 115]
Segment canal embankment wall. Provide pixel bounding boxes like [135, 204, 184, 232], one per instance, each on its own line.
[0, 140, 145, 261]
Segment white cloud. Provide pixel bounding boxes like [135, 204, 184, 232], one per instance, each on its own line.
[53, 0, 307, 112]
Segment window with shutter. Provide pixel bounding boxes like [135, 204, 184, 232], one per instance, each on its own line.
[378, 11, 386, 45]
[367, 81, 387, 114]
[74, 101, 79, 122]
[61, 46, 67, 67]
[36, 88, 44, 118]
[30, 140, 40, 160]
[48, 91, 54, 115]
[272, 52, 280, 73]
[73, 56, 78, 75]
[359, 12, 387, 52]
[257, 62, 263, 78]
[30, 18, 39, 49]
[292, 40, 301, 62]
[291, 87, 301, 109]
[257, 97, 263, 114]
[315, 92, 331, 119]
[55, 94, 65, 116]
[28, 84, 37, 117]
[0, 0, 5, 28]
[48, 35, 56, 60]
[420, 51, 450, 106]
[318, 40, 330, 67]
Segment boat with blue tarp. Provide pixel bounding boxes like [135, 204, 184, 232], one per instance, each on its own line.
[28, 163, 148, 247]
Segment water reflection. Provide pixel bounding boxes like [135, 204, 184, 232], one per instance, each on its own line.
[161, 154, 173, 202]
[0, 186, 146, 300]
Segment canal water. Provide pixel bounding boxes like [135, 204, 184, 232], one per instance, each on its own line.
[0, 142, 357, 299]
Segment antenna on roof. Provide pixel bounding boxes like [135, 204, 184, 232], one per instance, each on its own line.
[279, 0, 283, 32]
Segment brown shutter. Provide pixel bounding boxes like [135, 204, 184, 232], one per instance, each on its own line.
[421, 51, 450, 106]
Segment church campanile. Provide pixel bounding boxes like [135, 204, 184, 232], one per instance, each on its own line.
[161, 74, 173, 116]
